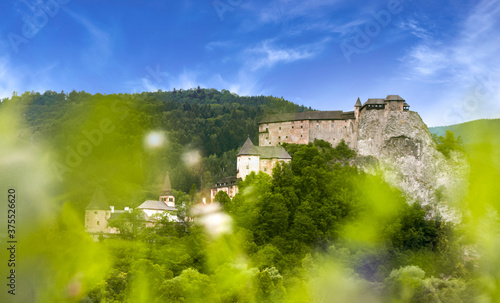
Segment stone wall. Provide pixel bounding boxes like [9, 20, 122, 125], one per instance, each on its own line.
[237, 155, 260, 179]
[259, 119, 357, 149]
[85, 209, 112, 234]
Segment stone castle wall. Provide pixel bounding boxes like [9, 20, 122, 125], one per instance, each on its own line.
[259, 119, 358, 148]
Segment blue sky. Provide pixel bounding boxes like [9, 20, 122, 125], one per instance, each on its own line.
[1, 0, 499, 126]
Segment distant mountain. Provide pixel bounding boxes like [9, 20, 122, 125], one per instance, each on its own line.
[429, 119, 500, 146]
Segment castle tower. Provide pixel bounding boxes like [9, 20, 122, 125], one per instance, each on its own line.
[85, 187, 111, 234]
[237, 137, 259, 179]
[159, 172, 175, 207]
[384, 95, 405, 112]
[354, 97, 362, 121]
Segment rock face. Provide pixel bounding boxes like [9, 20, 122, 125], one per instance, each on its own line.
[356, 110, 468, 222]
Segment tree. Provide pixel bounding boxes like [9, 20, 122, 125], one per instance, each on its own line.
[432, 130, 464, 158]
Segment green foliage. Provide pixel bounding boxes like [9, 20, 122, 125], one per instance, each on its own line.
[215, 190, 232, 212]
[432, 130, 464, 158]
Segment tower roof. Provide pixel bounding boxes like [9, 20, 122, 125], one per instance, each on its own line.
[161, 172, 173, 195]
[237, 138, 291, 159]
[355, 97, 362, 107]
[385, 95, 405, 101]
[238, 137, 255, 156]
[85, 188, 110, 210]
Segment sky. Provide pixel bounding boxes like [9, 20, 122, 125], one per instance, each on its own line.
[0, 0, 499, 127]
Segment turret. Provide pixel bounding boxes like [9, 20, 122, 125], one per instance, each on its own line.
[159, 172, 175, 207]
[354, 97, 362, 121]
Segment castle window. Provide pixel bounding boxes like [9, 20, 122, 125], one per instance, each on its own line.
[292, 126, 294, 129]
[266, 136, 268, 140]
[248, 157, 251, 161]
[279, 127, 281, 130]
[264, 168, 267, 172]
[269, 142, 271, 145]
[301, 125, 303, 128]
[246, 165, 249, 169]
[266, 128, 268, 131]
[301, 135, 303, 137]
[278, 136, 281, 139]
[169, 198, 173, 202]
[286, 136, 288, 138]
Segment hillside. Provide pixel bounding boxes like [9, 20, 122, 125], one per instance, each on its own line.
[429, 119, 500, 146]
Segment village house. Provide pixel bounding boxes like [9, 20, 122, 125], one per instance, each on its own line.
[85, 173, 179, 236]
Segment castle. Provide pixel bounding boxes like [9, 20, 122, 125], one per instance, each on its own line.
[211, 95, 410, 202]
[258, 95, 409, 149]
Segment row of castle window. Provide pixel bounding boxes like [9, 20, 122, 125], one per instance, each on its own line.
[278, 125, 304, 131]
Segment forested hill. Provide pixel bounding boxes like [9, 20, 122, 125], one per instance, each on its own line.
[5, 88, 310, 156]
[0, 89, 310, 209]
[429, 119, 500, 146]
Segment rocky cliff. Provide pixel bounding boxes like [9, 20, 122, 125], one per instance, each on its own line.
[356, 110, 468, 222]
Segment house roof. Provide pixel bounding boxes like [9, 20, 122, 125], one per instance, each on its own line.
[85, 188, 110, 210]
[237, 138, 292, 159]
[213, 176, 240, 188]
[109, 211, 127, 221]
[137, 200, 177, 211]
[259, 111, 346, 124]
[363, 98, 386, 105]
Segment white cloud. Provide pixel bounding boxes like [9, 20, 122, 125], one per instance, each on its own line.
[0, 56, 57, 100]
[245, 38, 328, 70]
[400, 0, 500, 125]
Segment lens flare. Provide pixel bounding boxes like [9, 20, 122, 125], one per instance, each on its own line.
[144, 131, 166, 149]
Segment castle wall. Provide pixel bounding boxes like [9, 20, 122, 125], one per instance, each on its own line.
[259, 120, 310, 146]
[259, 158, 291, 175]
[85, 210, 114, 234]
[385, 100, 403, 112]
[259, 119, 357, 149]
[237, 155, 260, 179]
[211, 184, 238, 203]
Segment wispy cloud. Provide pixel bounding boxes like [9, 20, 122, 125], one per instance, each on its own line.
[64, 9, 112, 67]
[245, 38, 328, 70]
[400, 0, 500, 124]
[399, 18, 432, 40]
[0, 56, 57, 99]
